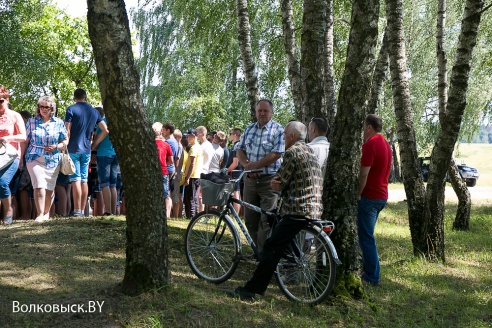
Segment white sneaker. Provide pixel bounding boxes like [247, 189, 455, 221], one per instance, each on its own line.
[34, 216, 45, 223]
[34, 214, 50, 223]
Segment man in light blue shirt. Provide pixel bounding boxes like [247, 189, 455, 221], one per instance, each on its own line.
[236, 99, 284, 254]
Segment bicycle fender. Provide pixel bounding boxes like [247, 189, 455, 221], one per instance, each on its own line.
[313, 225, 342, 266]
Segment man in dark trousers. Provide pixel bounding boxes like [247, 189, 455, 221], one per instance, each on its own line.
[236, 99, 284, 254]
[357, 114, 392, 286]
[225, 121, 323, 300]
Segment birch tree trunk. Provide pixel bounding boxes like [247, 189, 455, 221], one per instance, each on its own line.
[367, 31, 389, 115]
[300, 0, 326, 123]
[424, 0, 483, 259]
[449, 159, 471, 230]
[323, 0, 336, 136]
[87, 0, 169, 295]
[323, 0, 379, 296]
[385, 0, 427, 254]
[236, 0, 259, 121]
[436, 0, 472, 230]
[281, 0, 302, 117]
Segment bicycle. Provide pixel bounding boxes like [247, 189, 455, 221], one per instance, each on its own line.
[184, 169, 342, 305]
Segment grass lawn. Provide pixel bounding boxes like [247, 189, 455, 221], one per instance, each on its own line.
[1, 202, 491, 328]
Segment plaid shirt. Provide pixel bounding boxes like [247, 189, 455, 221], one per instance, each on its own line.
[277, 141, 323, 220]
[26, 116, 68, 168]
[236, 119, 284, 174]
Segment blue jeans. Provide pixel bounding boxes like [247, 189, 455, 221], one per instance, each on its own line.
[357, 196, 387, 284]
[97, 155, 119, 188]
[162, 174, 169, 199]
[69, 153, 91, 182]
[0, 158, 20, 199]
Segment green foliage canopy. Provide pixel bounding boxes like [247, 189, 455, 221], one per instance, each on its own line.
[0, 0, 99, 116]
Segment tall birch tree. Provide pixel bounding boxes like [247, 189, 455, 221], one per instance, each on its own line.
[323, 0, 380, 295]
[87, 0, 169, 295]
[236, 0, 260, 121]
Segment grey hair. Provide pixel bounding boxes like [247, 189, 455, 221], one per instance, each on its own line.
[286, 121, 307, 141]
[36, 96, 56, 118]
[152, 122, 163, 137]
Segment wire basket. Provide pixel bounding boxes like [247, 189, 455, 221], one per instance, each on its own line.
[200, 179, 235, 206]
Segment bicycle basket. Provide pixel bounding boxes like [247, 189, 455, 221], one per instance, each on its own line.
[200, 179, 234, 206]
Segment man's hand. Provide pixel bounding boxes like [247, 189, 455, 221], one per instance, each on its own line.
[243, 161, 257, 171]
[270, 176, 282, 191]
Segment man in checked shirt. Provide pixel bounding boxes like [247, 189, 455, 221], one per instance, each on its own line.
[236, 99, 285, 255]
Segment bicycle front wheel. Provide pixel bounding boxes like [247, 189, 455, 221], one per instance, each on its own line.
[275, 226, 336, 305]
[184, 210, 240, 284]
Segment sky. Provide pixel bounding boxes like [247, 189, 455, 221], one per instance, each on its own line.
[54, 0, 139, 17]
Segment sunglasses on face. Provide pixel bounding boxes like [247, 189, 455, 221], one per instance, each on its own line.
[38, 106, 51, 110]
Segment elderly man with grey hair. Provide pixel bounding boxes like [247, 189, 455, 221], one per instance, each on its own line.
[225, 120, 323, 301]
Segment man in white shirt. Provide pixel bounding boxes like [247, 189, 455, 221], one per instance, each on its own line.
[308, 117, 330, 179]
[196, 126, 214, 174]
[209, 131, 225, 173]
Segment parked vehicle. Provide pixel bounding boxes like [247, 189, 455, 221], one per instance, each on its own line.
[419, 157, 479, 187]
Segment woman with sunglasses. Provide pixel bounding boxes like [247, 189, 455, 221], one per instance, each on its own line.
[0, 86, 27, 225]
[24, 96, 68, 223]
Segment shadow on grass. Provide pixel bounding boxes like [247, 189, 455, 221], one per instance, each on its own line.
[0, 207, 491, 328]
[0, 218, 126, 328]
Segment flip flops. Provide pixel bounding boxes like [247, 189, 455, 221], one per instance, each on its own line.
[1, 215, 12, 225]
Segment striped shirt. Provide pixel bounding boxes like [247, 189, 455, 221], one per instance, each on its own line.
[26, 116, 68, 168]
[277, 141, 323, 220]
[236, 119, 284, 174]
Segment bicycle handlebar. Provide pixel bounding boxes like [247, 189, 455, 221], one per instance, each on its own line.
[230, 169, 264, 183]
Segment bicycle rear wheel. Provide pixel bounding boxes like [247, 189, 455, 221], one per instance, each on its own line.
[275, 226, 336, 305]
[185, 210, 240, 284]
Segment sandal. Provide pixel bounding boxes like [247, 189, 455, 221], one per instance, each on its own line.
[2, 215, 13, 225]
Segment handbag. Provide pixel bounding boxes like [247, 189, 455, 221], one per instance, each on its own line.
[0, 142, 18, 170]
[60, 146, 75, 175]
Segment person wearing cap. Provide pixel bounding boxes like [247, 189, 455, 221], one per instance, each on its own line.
[183, 129, 203, 219]
[236, 99, 284, 254]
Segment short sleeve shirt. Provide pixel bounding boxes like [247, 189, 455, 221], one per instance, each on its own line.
[156, 139, 172, 175]
[26, 116, 68, 168]
[360, 134, 392, 200]
[95, 117, 116, 157]
[236, 120, 285, 174]
[65, 102, 102, 154]
[186, 143, 204, 179]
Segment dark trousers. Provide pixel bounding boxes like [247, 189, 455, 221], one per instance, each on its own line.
[244, 215, 306, 295]
[243, 175, 278, 253]
[184, 178, 200, 219]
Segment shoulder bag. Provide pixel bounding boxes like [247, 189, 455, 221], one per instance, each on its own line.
[60, 145, 75, 175]
[0, 142, 18, 171]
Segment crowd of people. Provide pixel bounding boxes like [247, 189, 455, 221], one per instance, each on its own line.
[0, 87, 124, 224]
[0, 86, 392, 291]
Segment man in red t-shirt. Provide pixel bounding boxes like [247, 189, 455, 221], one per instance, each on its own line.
[153, 122, 173, 206]
[357, 114, 392, 286]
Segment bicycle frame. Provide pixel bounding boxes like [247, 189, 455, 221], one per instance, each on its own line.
[218, 197, 277, 259]
[212, 169, 341, 265]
